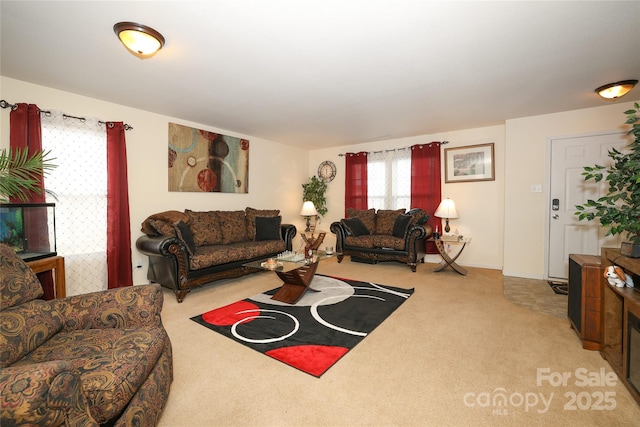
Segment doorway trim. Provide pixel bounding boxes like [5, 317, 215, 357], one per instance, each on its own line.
[543, 128, 625, 281]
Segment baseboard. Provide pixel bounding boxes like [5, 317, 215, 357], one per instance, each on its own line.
[423, 255, 502, 271]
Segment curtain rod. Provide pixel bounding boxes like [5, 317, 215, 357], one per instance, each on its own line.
[337, 140, 448, 157]
[0, 99, 133, 130]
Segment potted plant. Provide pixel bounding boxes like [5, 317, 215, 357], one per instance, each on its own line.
[302, 175, 328, 217]
[0, 147, 56, 202]
[575, 102, 640, 256]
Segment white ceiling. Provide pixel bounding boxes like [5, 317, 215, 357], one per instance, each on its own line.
[1, 1, 639, 149]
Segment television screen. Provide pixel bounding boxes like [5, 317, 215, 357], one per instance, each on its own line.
[0, 205, 25, 253]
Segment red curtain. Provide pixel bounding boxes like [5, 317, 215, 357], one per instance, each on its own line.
[106, 122, 133, 288]
[9, 104, 44, 202]
[344, 152, 368, 215]
[411, 142, 442, 254]
[10, 104, 55, 298]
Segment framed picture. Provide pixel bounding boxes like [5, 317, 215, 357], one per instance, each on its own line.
[444, 143, 495, 183]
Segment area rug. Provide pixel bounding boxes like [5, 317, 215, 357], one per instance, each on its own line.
[548, 280, 568, 295]
[190, 274, 414, 377]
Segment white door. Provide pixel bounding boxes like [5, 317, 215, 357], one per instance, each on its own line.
[547, 131, 630, 280]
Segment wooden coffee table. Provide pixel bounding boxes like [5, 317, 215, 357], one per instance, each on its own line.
[244, 251, 332, 304]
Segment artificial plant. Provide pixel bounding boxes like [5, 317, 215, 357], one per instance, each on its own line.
[302, 175, 328, 217]
[0, 147, 56, 202]
[575, 102, 640, 244]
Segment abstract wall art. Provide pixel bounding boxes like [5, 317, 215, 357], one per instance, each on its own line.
[168, 123, 249, 193]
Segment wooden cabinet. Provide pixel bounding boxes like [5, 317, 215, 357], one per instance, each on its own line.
[601, 248, 640, 406]
[568, 254, 602, 350]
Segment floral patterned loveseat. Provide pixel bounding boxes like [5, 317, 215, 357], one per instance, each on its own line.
[136, 207, 296, 303]
[0, 244, 173, 427]
[330, 208, 432, 272]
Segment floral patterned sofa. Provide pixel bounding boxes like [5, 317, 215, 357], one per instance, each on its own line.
[0, 244, 173, 427]
[136, 207, 296, 303]
[330, 208, 432, 272]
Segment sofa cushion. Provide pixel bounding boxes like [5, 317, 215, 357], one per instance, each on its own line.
[0, 299, 63, 367]
[246, 207, 280, 240]
[393, 214, 412, 238]
[344, 235, 375, 249]
[218, 211, 249, 244]
[141, 210, 188, 236]
[346, 208, 376, 235]
[14, 327, 168, 424]
[372, 235, 406, 251]
[375, 209, 406, 235]
[189, 240, 286, 270]
[0, 244, 44, 308]
[255, 216, 282, 241]
[341, 217, 370, 236]
[174, 221, 197, 255]
[186, 210, 224, 246]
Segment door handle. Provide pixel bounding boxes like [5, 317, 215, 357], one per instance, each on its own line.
[552, 214, 559, 219]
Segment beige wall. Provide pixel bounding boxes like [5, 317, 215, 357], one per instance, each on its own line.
[503, 101, 638, 279]
[309, 101, 639, 278]
[3, 75, 637, 283]
[1, 77, 309, 285]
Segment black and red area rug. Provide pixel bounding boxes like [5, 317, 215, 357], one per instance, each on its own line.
[191, 275, 414, 377]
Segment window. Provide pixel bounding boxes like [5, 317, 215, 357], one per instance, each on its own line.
[42, 113, 108, 296]
[367, 149, 411, 210]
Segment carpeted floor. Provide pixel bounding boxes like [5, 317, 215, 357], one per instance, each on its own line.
[156, 257, 640, 426]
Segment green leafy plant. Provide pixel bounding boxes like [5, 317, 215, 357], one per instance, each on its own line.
[0, 147, 57, 202]
[302, 175, 328, 217]
[575, 102, 640, 244]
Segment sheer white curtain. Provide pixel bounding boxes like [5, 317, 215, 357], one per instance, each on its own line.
[368, 148, 411, 210]
[42, 112, 108, 296]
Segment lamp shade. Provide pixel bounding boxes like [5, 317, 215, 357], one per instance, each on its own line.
[434, 198, 459, 219]
[595, 80, 637, 100]
[114, 22, 165, 57]
[300, 201, 318, 216]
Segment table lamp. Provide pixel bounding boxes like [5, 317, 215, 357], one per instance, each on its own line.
[434, 198, 459, 233]
[300, 201, 318, 233]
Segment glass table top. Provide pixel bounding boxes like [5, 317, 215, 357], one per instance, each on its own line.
[243, 250, 334, 273]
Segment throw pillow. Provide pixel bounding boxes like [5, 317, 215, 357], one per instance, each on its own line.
[141, 210, 189, 236]
[175, 221, 197, 255]
[246, 207, 280, 240]
[346, 208, 376, 233]
[341, 217, 370, 236]
[185, 210, 224, 246]
[255, 216, 282, 241]
[375, 209, 406, 235]
[406, 208, 429, 225]
[218, 210, 249, 244]
[392, 214, 412, 238]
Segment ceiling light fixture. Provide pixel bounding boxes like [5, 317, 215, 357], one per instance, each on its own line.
[114, 22, 165, 58]
[595, 80, 638, 101]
